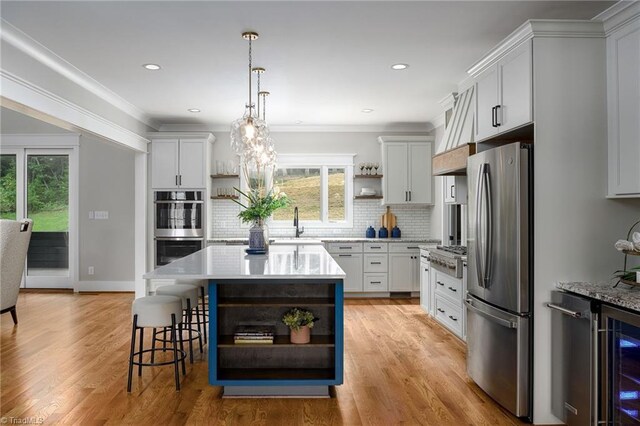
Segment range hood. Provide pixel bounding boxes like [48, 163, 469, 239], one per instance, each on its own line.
[432, 86, 476, 176]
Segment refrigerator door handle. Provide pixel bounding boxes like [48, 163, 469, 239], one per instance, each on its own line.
[475, 165, 485, 288]
[483, 164, 493, 287]
[465, 298, 517, 329]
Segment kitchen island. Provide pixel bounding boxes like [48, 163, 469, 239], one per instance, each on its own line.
[143, 244, 345, 397]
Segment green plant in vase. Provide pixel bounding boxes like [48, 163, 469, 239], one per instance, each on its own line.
[281, 308, 318, 344]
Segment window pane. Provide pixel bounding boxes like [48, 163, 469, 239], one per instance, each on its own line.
[272, 168, 321, 221]
[328, 168, 345, 221]
[0, 155, 17, 220]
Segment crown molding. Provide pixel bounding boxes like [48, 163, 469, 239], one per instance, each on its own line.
[467, 19, 605, 77]
[377, 135, 435, 144]
[146, 131, 216, 144]
[0, 19, 160, 130]
[593, 1, 640, 35]
[158, 122, 432, 134]
[438, 93, 457, 111]
[429, 112, 446, 130]
[1, 70, 149, 152]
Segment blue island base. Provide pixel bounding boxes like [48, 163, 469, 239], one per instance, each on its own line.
[223, 385, 330, 398]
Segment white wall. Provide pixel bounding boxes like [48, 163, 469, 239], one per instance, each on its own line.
[532, 36, 640, 424]
[78, 134, 135, 288]
[210, 130, 437, 239]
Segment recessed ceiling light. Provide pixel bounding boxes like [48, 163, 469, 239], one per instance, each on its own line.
[361, 109, 374, 113]
[143, 64, 161, 71]
[391, 63, 409, 70]
[295, 120, 303, 125]
[188, 108, 201, 113]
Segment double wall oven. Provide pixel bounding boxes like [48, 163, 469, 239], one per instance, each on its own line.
[154, 191, 204, 267]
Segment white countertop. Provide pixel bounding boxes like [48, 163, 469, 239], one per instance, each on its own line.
[144, 244, 346, 281]
[208, 237, 441, 244]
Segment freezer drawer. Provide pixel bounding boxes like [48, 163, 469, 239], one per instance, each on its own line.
[465, 294, 531, 419]
[548, 291, 597, 426]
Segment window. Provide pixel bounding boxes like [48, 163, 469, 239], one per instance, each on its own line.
[264, 154, 354, 227]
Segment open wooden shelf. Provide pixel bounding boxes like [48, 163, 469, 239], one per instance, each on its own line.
[218, 297, 334, 307]
[218, 368, 334, 381]
[211, 174, 240, 179]
[354, 195, 383, 200]
[211, 196, 239, 200]
[355, 174, 382, 179]
[218, 335, 334, 348]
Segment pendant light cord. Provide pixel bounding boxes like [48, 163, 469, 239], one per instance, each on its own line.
[248, 36, 252, 114]
[256, 70, 261, 118]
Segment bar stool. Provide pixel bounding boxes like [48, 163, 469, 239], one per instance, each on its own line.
[155, 284, 203, 363]
[176, 280, 208, 344]
[127, 295, 186, 392]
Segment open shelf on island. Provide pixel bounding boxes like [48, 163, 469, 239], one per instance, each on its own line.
[218, 335, 334, 348]
[211, 174, 240, 179]
[354, 195, 383, 200]
[218, 368, 335, 381]
[218, 297, 335, 307]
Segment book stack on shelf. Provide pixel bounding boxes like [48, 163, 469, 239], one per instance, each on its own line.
[234, 324, 275, 345]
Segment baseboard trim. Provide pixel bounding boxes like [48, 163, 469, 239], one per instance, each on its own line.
[77, 281, 135, 292]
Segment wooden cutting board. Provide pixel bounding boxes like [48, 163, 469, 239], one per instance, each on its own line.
[381, 206, 396, 229]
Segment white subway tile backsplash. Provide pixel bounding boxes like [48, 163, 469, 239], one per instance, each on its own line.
[211, 200, 432, 239]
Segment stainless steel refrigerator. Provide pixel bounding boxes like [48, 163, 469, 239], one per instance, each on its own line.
[465, 142, 533, 421]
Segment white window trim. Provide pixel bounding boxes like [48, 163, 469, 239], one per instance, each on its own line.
[240, 153, 355, 229]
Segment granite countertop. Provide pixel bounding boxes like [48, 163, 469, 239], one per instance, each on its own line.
[208, 237, 440, 244]
[144, 244, 345, 280]
[557, 281, 640, 312]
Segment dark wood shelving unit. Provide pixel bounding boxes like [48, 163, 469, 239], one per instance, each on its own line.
[354, 195, 383, 200]
[218, 368, 335, 381]
[218, 297, 335, 307]
[210, 174, 240, 179]
[218, 335, 334, 348]
[354, 174, 383, 179]
[211, 196, 239, 200]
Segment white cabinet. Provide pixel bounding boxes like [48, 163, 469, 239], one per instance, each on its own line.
[151, 137, 208, 189]
[444, 176, 468, 204]
[475, 40, 532, 141]
[389, 251, 420, 292]
[333, 253, 363, 292]
[419, 249, 432, 314]
[607, 14, 640, 197]
[379, 136, 434, 205]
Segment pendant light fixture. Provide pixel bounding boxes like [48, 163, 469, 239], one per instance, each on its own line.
[230, 32, 270, 159]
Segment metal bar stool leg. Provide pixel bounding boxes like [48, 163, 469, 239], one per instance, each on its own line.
[195, 306, 203, 353]
[200, 286, 207, 344]
[127, 315, 138, 393]
[186, 300, 194, 364]
[138, 327, 144, 376]
[171, 314, 181, 391]
[178, 322, 186, 375]
[151, 327, 157, 364]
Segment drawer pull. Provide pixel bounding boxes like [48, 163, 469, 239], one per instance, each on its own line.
[437, 308, 445, 313]
[339, 246, 352, 250]
[370, 281, 382, 284]
[448, 315, 458, 322]
[339, 254, 352, 257]
[371, 262, 382, 265]
[437, 281, 444, 286]
[370, 246, 381, 249]
[448, 286, 457, 293]
[408, 246, 419, 249]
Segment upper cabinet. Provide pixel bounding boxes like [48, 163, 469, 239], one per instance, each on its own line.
[379, 136, 434, 205]
[149, 133, 215, 189]
[607, 10, 640, 197]
[474, 40, 533, 141]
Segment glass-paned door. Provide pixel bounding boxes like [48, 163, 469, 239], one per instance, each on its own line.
[0, 148, 75, 288]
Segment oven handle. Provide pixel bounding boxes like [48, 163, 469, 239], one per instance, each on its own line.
[154, 200, 204, 204]
[155, 237, 204, 241]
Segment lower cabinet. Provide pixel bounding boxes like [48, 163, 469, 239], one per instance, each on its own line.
[420, 256, 431, 314]
[389, 252, 420, 291]
[431, 268, 466, 340]
[333, 253, 363, 292]
[364, 274, 388, 292]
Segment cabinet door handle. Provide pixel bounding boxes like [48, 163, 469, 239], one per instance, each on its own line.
[491, 106, 497, 127]
[409, 191, 412, 201]
[437, 281, 444, 286]
[450, 185, 455, 199]
[495, 105, 502, 126]
[175, 175, 179, 186]
[424, 268, 429, 272]
[437, 308, 445, 313]
[370, 281, 382, 284]
[405, 191, 408, 202]
[448, 286, 457, 292]
[448, 315, 458, 322]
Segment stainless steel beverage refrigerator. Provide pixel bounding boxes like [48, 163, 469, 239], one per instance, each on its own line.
[465, 142, 533, 421]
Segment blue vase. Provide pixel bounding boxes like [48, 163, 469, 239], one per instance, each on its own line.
[378, 227, 388, 238]
[391, 226, 401, 238]
[366, 226, 376, 238]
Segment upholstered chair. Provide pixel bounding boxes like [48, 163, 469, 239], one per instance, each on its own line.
[0, 219, 33, 324]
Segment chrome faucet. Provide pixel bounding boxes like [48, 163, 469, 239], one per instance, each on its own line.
[293, 207, 304, 238]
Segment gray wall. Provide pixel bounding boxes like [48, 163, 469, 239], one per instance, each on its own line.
[79, 134, 135, 282]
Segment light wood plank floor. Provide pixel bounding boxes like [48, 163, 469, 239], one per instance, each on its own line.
[1, 293, 525, 425]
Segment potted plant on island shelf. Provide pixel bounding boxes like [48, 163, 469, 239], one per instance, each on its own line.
[231, 186, 290, 252]
[281, 308, 318, 344]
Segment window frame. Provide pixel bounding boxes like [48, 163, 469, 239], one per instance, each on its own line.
[241, 153, 355, 229]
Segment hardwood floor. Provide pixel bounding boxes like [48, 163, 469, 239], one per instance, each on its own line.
[1, 293, 525, 425]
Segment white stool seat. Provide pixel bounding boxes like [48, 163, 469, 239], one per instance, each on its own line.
[132, 296, 183, 328]
[156, 284, 199, 310]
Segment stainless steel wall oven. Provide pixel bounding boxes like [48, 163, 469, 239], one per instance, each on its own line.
[154, 191, 204, 238]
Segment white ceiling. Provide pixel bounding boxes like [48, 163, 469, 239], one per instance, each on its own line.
[1, 1, 613, 130]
